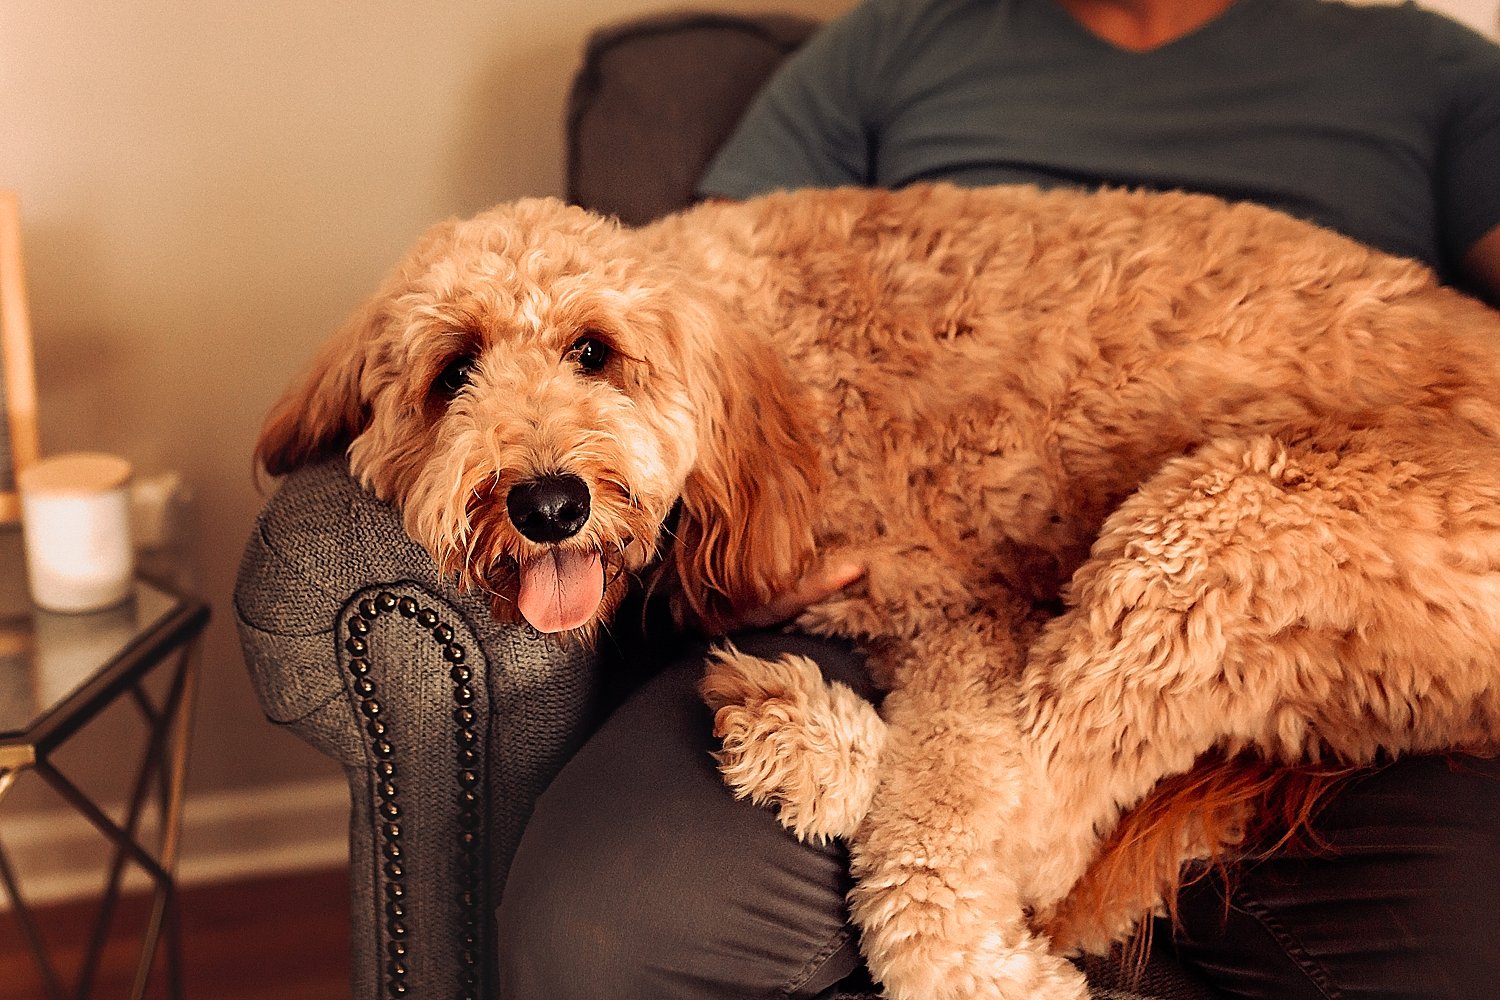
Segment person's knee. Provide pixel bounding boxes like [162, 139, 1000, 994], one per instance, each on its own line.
[498, 659, 862, 1000]
[495, 707, 693, 999]
[497, 838, 660, 1000]
[498, 777, 857, 1000]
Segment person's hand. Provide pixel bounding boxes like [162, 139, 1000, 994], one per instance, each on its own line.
[1462, 224, 1500, 308]
[728, 558, 866, 631]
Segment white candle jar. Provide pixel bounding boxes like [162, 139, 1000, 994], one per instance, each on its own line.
[18, 453, 135, 613]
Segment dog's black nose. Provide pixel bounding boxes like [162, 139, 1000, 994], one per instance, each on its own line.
[506, 474, 592, 543]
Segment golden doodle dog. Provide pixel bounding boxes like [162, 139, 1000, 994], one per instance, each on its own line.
[258, 183, 1500, 1000]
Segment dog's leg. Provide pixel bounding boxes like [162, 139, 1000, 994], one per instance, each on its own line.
[845, 616, 1091, 1000]
[1017, 430, 1500, 924]
[703, 635, 1088, 998]
[702, 646, 887, 842]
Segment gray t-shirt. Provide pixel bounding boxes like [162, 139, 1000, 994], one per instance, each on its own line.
[697, 0, 1500, 284]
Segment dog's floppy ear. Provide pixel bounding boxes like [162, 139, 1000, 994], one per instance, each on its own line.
[673, 313, 822, 632]
[255, 297, 385, 477]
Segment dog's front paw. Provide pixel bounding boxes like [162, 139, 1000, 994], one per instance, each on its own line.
[867, 916, 1089, 1000]
[701, 647, 885, 841]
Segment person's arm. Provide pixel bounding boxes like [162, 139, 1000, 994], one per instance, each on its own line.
[1433, 15, 1500, 308]
[695, 0, 905, 200]
[1461, 224, 1500, 306]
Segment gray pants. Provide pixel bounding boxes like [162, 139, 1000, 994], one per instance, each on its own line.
[498, 632, 869, 999]
[497, 632, 1500, 1000]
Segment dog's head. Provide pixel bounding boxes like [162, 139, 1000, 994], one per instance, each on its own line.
[257, 198, 819, 637]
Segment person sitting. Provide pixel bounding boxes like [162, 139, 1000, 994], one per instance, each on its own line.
[496, 2, 1500, 998]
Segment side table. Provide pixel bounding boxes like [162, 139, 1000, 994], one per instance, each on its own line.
[0, 527, 209, 999]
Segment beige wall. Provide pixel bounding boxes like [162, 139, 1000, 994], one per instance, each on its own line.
[0, 0, 850, 890]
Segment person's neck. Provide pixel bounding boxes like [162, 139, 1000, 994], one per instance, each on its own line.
[1052, 0, 1238, 51]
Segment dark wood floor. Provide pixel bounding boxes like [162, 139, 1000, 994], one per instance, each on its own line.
[0, 867, 350, 1000]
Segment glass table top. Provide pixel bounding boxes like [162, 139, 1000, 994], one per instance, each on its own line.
[0, 527, 181, 739]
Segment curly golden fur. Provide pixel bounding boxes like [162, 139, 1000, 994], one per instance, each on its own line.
[259, 183, 1500, 1000]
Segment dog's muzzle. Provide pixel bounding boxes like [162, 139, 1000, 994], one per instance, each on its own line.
[504, 473, 603, 634]
[506, 473, 591, 542]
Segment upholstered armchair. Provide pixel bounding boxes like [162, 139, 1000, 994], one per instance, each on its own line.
[235, 11, 1217, 1000]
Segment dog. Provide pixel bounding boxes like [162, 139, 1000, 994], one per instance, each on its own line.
[258, 182, 1500, 1000]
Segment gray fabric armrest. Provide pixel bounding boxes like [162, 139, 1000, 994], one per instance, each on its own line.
[235, 459, 605, 1000]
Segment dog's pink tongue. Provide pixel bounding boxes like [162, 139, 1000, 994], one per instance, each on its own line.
[517, 549, 604, 633]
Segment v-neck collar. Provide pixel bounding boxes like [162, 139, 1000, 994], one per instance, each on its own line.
[1043, 0, 1261, 57]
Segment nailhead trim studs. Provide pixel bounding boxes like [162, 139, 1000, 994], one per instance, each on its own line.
[346, 590, 484, 1000]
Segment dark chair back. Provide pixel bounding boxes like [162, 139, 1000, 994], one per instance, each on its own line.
[566, 11, 818, 225]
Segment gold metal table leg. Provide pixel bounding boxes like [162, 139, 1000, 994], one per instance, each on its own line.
[1, 630, 201, 1000]
[0, 766, 67, 1000]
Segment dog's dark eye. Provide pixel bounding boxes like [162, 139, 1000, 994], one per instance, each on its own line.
[433, 355, 476, 398]
[569, 336, 611, 373]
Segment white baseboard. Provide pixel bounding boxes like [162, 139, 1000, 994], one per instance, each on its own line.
[0, 776, 349, 909]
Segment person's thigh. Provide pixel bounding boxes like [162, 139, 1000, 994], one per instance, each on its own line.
[497, 631, 874, 1000]
[1170, 753, 1500, 1000]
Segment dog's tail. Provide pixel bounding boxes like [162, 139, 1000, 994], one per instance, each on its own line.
[1042, 751, 1356, 960]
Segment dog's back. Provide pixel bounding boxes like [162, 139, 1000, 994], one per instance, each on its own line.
[647, 183, 1500, 620]
[658, 186, 1500, 982]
